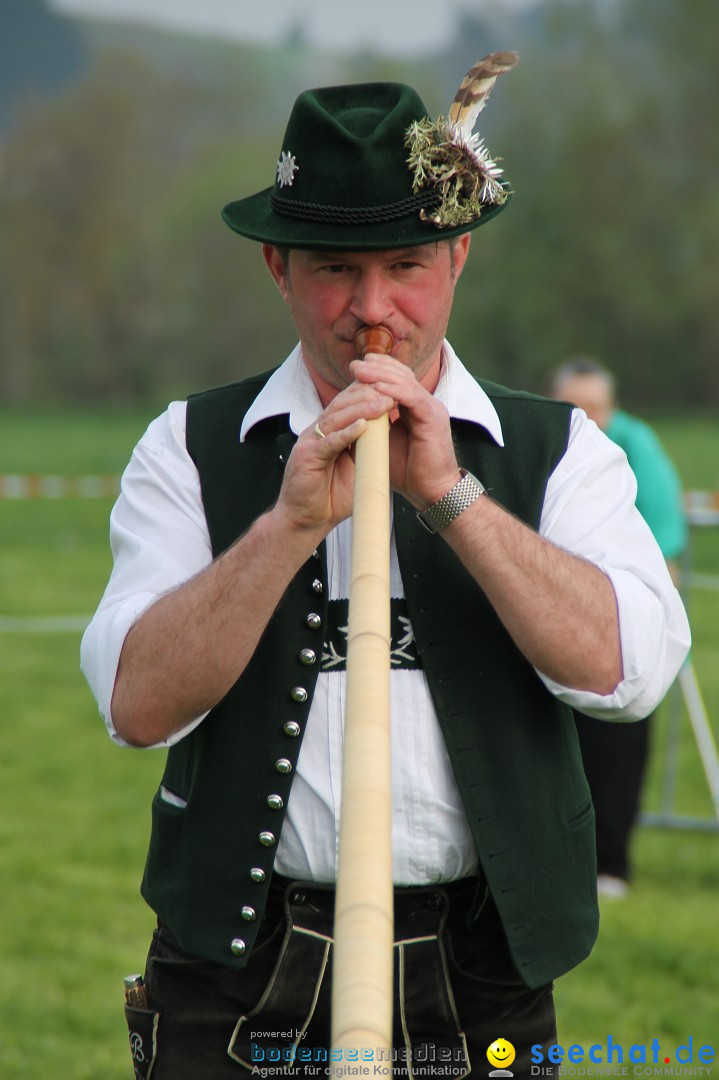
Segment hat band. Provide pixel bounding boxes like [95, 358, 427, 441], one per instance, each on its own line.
[270, 190, 439, 225]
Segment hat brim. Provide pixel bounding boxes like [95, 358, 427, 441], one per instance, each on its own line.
[221, 184, 511, 251]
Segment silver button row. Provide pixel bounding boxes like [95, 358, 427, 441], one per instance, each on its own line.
[233, 592, 323, 960]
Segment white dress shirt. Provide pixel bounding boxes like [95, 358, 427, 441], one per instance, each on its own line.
[81, 341, 690, 884]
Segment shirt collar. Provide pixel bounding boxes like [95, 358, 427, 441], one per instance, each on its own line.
[239, 340, 504, 447]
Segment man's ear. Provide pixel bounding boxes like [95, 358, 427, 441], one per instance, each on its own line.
[262, 244, 289, 300]
[451, 233, 471, 281]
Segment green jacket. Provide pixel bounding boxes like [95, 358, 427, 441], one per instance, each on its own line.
[141, 370, 597, 990]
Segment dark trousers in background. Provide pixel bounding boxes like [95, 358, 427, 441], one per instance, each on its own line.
[126, 875, 556, 1079]
[573, 710, 652, 881]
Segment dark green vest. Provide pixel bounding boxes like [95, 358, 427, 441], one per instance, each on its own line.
[141, 369, 598, 990]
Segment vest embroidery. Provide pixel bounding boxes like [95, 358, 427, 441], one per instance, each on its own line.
[321, 598, 422, 672]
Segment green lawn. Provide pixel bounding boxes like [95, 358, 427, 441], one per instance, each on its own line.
[1, 408, 717, 1077]
[0, 405, 161, 475]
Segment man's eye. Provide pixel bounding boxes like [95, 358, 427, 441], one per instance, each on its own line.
[320, 264, 350, 274]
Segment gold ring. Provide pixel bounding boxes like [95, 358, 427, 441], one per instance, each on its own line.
[314, 421, 326, 439]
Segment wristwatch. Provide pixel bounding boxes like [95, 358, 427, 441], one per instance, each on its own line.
[416, 469, 486, 534]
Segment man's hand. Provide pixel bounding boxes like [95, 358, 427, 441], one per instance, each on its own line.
[280, 351, 464, 539]
[277, 380, 396, 534]
[349, 353, 461, 509]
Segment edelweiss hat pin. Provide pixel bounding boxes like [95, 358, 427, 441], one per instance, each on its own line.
[222, 52, 519, 251]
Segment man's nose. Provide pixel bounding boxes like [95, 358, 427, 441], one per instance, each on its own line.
[349, 271, 393, 327]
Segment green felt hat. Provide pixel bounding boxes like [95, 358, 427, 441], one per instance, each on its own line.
[222, 81, 511, 251]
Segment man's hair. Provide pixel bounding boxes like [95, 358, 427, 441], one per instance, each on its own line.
[551, 357, 615, 398]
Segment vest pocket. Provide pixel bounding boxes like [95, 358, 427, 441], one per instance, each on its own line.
[159, 785, 188, 810]
[158, 733, 195, 807]
[566, 801, 593, 829]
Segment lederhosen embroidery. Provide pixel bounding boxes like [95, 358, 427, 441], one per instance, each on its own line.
[228, 880, 470, 1078]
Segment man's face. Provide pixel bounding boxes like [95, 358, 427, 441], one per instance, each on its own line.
[263, 236, 470, 393]
[554, 373, 614, 431]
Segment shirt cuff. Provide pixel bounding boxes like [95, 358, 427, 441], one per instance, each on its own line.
[80, 595, 208, 748]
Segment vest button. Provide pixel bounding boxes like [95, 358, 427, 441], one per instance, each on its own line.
[299, 648, 316, 666]
[306, 613, 322, 630]
[250, 867, 266, 883]
[290, 686, 308, 703]
[230, 938, 246, 956]
[241, 906, 256, 921]
[267, 794, 284, 810]
[283, 721, 301, 738]
[312, 549, 320, 560]
[259, 831, 276, 847]
[275, 758, 292, 774]
[311, 579, 323, 594]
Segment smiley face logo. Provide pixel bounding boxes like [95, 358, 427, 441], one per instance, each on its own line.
[487, 1038, 516, 1075]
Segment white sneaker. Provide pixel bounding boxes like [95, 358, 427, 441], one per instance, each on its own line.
[597, 874, 629, 898]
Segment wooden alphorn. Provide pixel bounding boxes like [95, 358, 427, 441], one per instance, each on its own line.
[330, 325, 394, 1070]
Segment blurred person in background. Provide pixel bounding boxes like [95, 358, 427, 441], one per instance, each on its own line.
[552, 358, 687, 898]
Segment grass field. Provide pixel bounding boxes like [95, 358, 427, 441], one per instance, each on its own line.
[1, 407, 718, 1078]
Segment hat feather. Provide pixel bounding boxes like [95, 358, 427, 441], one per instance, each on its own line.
[448, 51, 520, 139]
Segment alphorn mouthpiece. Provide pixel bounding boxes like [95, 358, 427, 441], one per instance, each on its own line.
[354, 325, 394, 358]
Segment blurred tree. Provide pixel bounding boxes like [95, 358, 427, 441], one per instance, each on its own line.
[448, 0, 719, 410]
[0, 0, 716, 408]
[0, 0, 88, 130]
[145, 136, 298, 397]
[0, 53, 194, 400]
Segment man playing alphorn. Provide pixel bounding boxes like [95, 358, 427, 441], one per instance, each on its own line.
[82, 61, 689, 1078]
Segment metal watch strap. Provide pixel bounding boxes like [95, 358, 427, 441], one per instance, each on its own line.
[416, 469, 486, 534]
